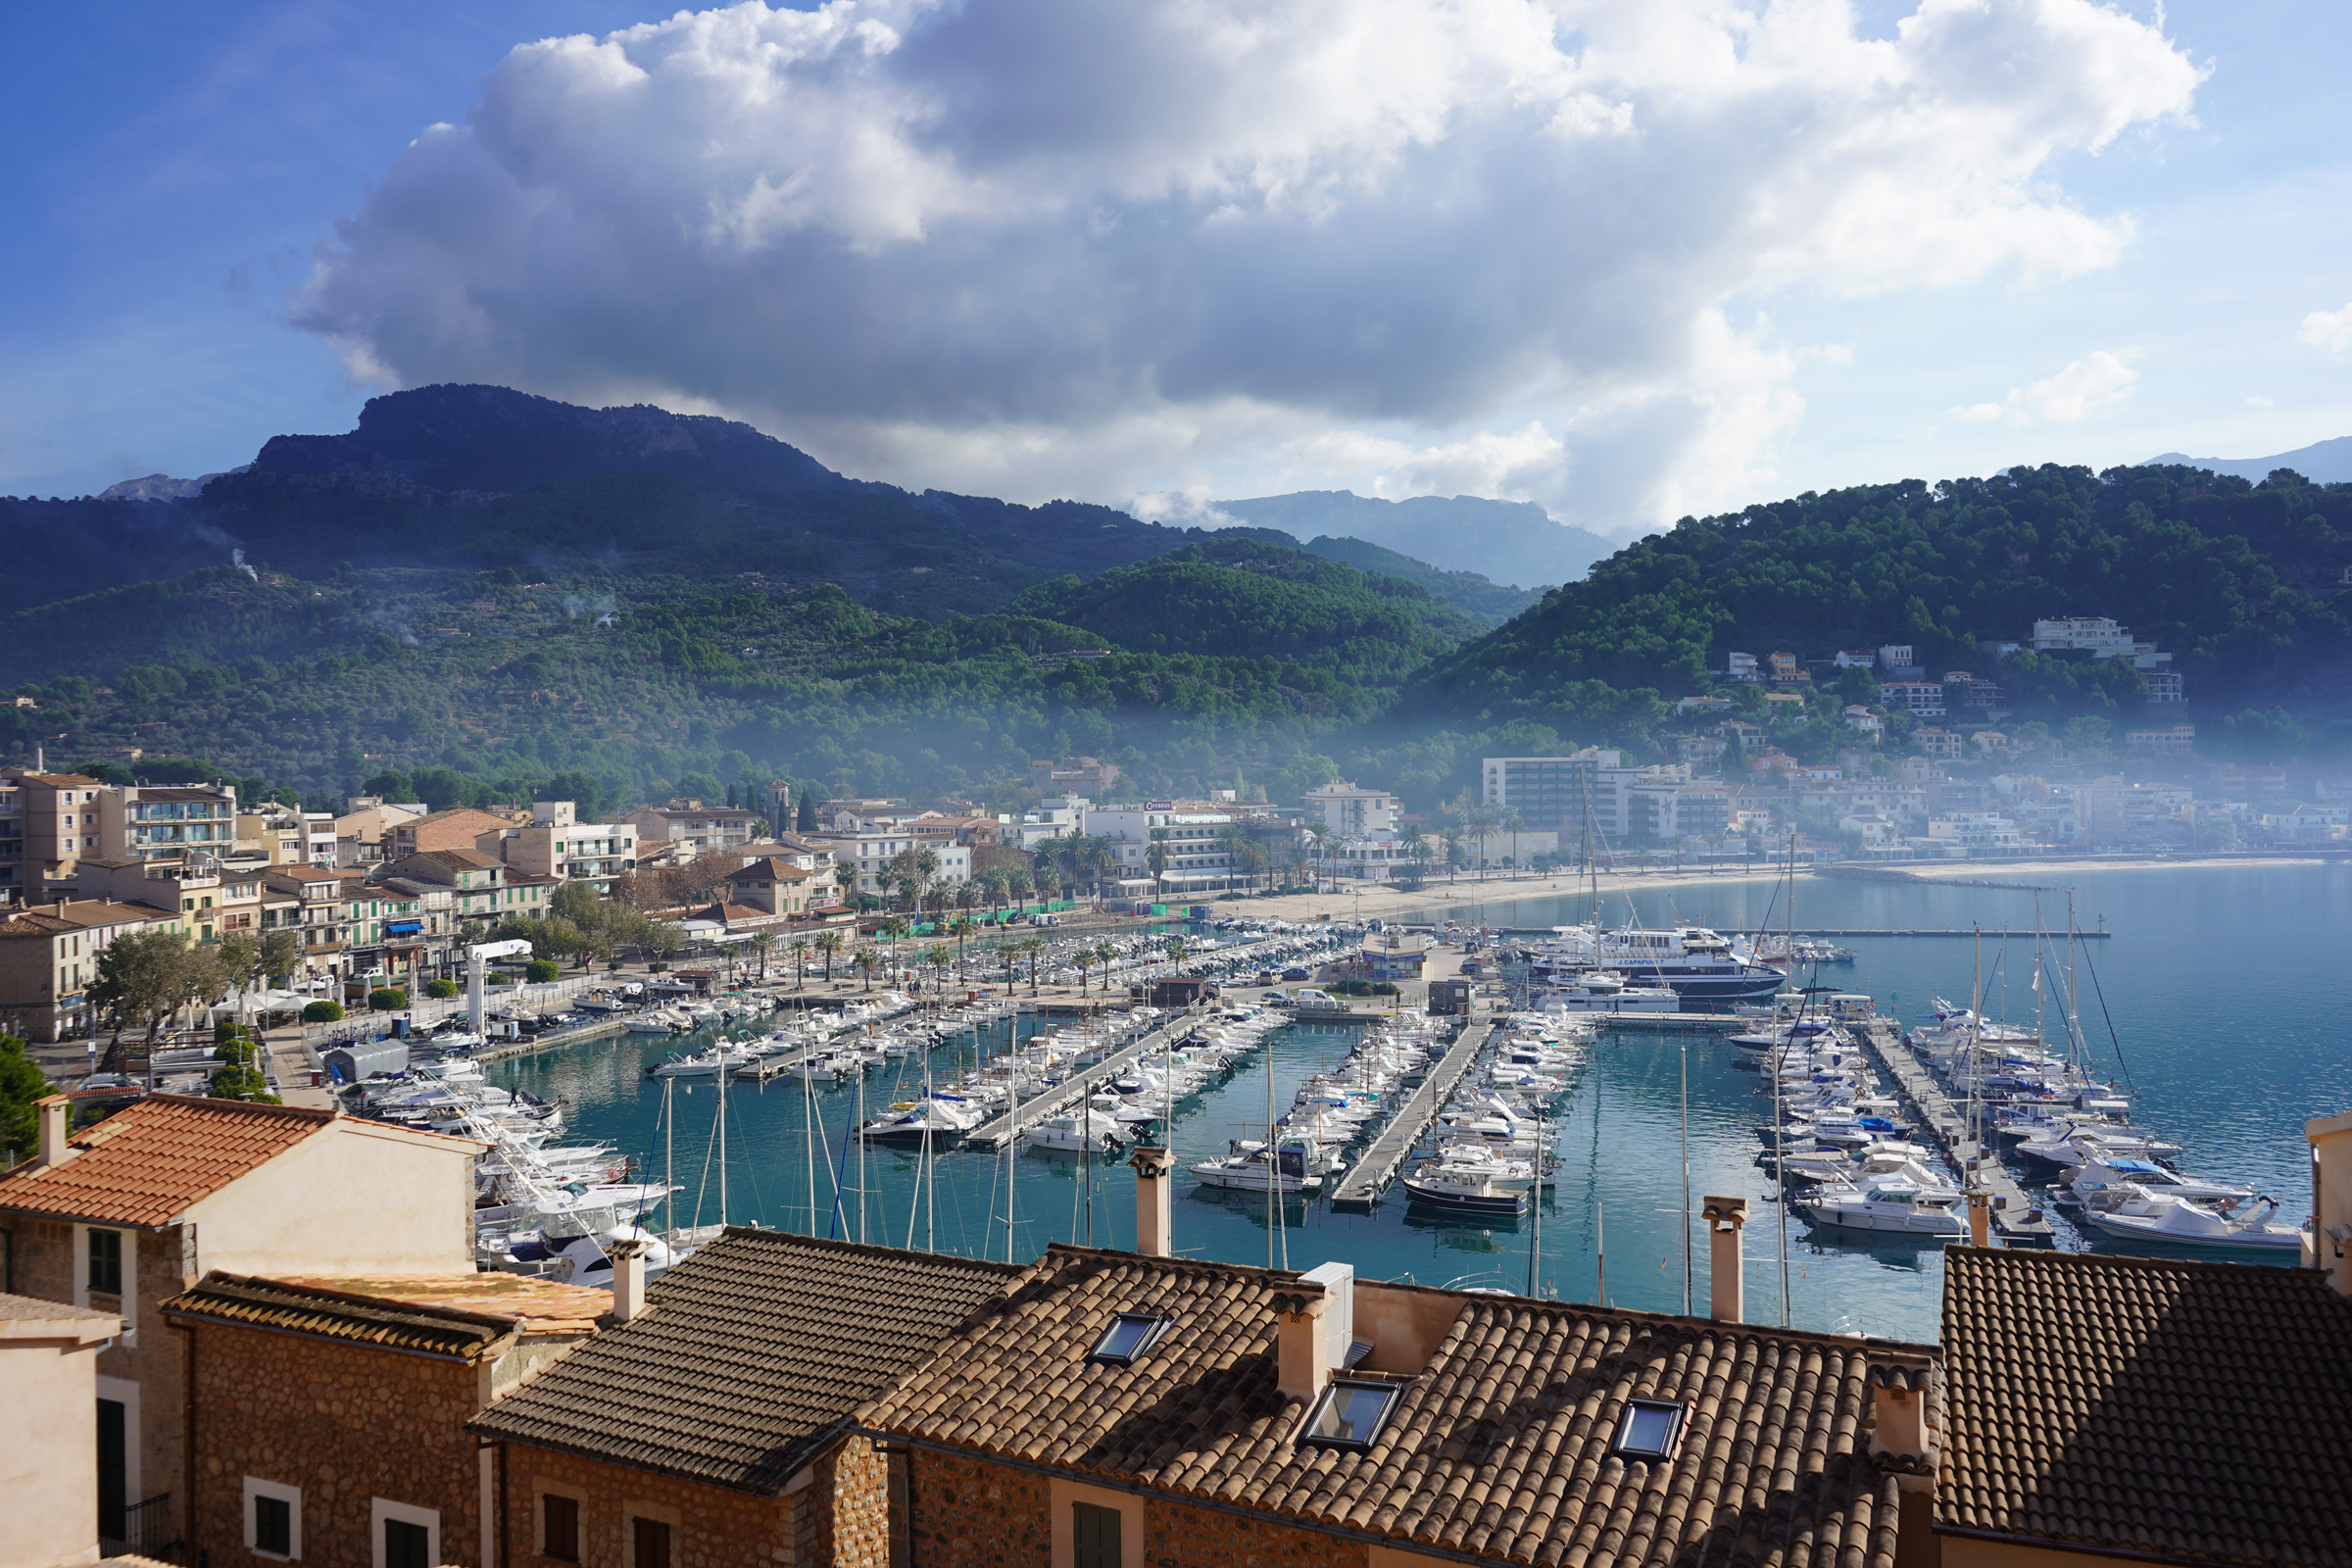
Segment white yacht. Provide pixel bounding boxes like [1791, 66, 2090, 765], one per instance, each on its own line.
[1536, 970, 1679, 1012]
[1531, 923, 1786, 1005]
[1794, 1177, 1967, 1238]
[1191, 1143, 1317, 1193]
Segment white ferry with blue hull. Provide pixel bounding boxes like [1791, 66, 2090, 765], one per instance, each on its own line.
[1528, 923, 1786, 1006]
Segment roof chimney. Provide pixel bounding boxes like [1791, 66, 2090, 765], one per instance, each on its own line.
[1966, 1184, 1991, 1248]
[36, 1095, 74, 1168]
[608, 1238, 651, 1323]
[1703, 1195, 1747, 1322]
[1130, 1146, 1174, 1257]
[1299, 1261, 1354, 1370]
[1273, 1288, 1329, 1403]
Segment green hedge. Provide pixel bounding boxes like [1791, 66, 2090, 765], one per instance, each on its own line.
[524, 959, 561, 984]
[367, 987, 408, 1011]
[423, 978, 459, 1000]
[302, 1000, 344, 1023]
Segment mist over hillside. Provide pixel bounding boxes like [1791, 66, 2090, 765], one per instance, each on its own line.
[1211, 491, 1620, 588]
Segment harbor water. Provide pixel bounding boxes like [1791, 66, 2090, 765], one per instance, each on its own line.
[488, 861, 2352, 1344]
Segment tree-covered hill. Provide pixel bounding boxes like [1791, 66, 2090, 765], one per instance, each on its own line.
[1415, 463, 2352, 734]
[1001, 537, 1485, 677]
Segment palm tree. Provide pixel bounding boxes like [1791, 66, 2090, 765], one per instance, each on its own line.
[1303, 822, 1328, 891]
[750, 931, 776, 981]
[949, 914, 977, 962]
[1502, 806, 1527, 877]
[1023, 938, 1045, 995]
[1006, 867, 1033, 914]
[853, 945, 879, 992]
[1441, 829, 1462, 884]
[815, 929, 845, 982]
[1036, 862, 1062, 910]
[789, 937, 810, 989]
[1162, 935, 1188, 977]
[831, 862, 858, 907]
[979, 867, 1008, 913]
[923, 942, 953, 992]
[1074, 946, 1097, 994]
[1145, 828, 1171, 888]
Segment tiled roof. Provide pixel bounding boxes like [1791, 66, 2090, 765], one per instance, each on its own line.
[469, 1228, 1022, 1493]
[1939, 1249, 2352, 1568]
[160, 1272, 514, 1358]
[862, 1246, 1928, 1567]
[0, 1097, 335, 1227]
[263, 1272, 612, 1332]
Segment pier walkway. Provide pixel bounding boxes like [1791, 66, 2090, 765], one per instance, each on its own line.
[963, 1012, 1205, 1151]
[1855, 1019, 2054, 1246]
[1328, 1020, 1492, 1211]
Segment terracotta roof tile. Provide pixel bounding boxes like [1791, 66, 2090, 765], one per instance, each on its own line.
[160, 1272, 515, 1359]
[469, 1228, 1022, 1493]
[862, 1246, 1926, 1568]
[0, 1096, 337, 1227]
[263, 1272, 612, 1332]
[1938, 1248, 2352, 1568]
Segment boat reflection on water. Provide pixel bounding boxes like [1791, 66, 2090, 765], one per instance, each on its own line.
[1791, 1224, 1939, 1274]
[1400, 1200, 1523, 1249]
[1180, 1181, 1317, 1232]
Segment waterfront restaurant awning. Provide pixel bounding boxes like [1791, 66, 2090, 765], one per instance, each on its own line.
[1155, 870, 1240, 888]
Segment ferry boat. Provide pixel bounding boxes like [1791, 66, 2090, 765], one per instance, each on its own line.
[1529, 923, 1785, 1005]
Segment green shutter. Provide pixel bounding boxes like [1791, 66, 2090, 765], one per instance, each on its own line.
[1072, 1502, 1120, 1568]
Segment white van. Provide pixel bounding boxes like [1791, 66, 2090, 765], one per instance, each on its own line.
[1027, 912, 1061, 927]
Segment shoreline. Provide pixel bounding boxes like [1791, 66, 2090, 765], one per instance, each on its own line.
[1213, 852, 2336, 930]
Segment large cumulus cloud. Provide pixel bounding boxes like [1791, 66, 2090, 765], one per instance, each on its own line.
[294, 0, 2200, 525]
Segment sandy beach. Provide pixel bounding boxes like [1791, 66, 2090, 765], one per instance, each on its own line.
[1210, 853, 2335, 930]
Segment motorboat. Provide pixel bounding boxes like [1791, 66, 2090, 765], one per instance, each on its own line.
[2067, 1158, 2252, 1207]
[1399, 1163, 1530, 1215]
[1531, 923, 1786, 1005]
[858, 1098, 979, 1147]
[2077, 1187, 2305, 1252]
[1191, 1143, 1317, 1193]
[1793, 1177, 1967, 1238]
[1023, 1109, 1125, 1154]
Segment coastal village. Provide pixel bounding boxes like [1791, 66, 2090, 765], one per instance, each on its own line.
[4, 611, 2351, 1568]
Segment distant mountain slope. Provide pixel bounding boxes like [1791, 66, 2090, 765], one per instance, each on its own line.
[1211, 491, 1617, 588]
[1001, 536, 1482, 680]
[1289, 535, 1541, 623]
[2144, 435, 2352, 484]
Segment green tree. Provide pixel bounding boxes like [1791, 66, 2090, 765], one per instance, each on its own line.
[0, 1032, 50, 1163]
[303, 999, 345, 1023]
[87, 926, 191, 1058]
[258, 929, 301, 987]
[424, 978, 460, 1000]
[368, 986, 409, 1011]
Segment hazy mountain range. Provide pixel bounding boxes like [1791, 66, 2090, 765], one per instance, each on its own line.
[1211, 491, 1616, 589]
[2145, 435, 2352, 484]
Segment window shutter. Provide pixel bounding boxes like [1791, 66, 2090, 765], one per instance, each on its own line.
[1071, 1502, 1120, 1568]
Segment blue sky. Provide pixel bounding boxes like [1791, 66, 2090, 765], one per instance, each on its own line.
[4, 0, 2349, 533]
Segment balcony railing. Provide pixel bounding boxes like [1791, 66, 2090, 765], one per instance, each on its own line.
[101, 1493, 174, 1558]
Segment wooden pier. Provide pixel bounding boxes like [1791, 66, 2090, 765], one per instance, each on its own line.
[1853, 1019, 2055, 1246]
[1591, 1012, 1753, 1034]
[1328, 1021, 1492, 1211]
[963, 1013, 1206, 1151]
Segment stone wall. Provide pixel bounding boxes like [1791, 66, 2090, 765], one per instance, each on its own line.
[187, 1317, 484, 1568]
[499, 1442, 798, 1568]
[901, 1448, 1365, 1568]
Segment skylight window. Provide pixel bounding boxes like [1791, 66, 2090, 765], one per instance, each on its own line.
[1089, 1313, 1173, 1365]
[1612, 1399, 1687, 1461]
[1299, 1380, 1401, 1449]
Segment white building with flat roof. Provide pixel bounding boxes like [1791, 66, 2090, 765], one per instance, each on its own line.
[1300, 783, 1396, 837]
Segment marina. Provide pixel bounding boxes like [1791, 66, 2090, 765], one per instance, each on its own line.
[281, 862, 2352, 1344]
[1328, 1021, 1491, 1209]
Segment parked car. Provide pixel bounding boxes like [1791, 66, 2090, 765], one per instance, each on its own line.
[1281, 966, 1310, 981]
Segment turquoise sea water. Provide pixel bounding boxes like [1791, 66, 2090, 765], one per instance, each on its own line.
[487, 862, 2352, 1344]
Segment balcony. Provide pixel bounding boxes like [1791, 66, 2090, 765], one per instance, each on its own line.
[102, 1493, 175, 1558]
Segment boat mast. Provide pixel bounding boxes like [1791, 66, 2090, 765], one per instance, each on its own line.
[717, 1054, 729, 1228]
[1679, 1038, 1691, 1315]
[1968, 926, 1984, 1153]
[1265, 1022, 1278, 1270]
[2066, 892, 2082, 1080]
[1527, 1102, 1544, 1298]
[1776, 828, 1792, 1326]
[663, 1074, 676, 1249]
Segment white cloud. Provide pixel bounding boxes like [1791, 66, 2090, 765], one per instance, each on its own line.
[2299, 302, 2352, 355]
[2018, 350, 2139, 422]
[1945, 349, 2138, 426]
[292, 0, 2202, 525]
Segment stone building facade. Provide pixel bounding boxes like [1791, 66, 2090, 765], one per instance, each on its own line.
[495, 1433, 888, 1568]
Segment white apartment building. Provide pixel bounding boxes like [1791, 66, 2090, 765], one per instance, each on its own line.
[98, 783, 238, 866]
[2031, 615, 2173, 670]
[489, 802, 640, 893]
[807, 831, 970, 898]
[1090, 807, 1244, 893]
[1301, 782, 1397, 837]
[1881, 681, 1947, 717]
[1483, 752, 1728, 846]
